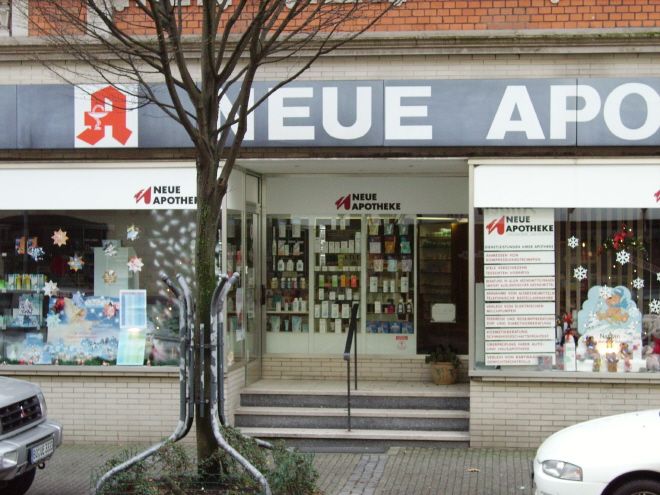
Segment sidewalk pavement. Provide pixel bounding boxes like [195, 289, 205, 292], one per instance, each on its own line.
[28, 444, 536, 495]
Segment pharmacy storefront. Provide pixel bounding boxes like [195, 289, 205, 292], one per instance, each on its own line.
[0, 78, 659, 447]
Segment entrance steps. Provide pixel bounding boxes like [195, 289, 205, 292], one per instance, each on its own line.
[235, 380, 470, 451]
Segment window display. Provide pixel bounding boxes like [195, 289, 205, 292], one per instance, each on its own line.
[266, 216, 309, 333]
[0, 209, 194, 366]
[366, 216, 414, 335]
[313, 217, 361, 334]
[475, 207, 660, 374]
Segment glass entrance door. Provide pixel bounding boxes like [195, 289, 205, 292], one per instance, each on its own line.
[416, 217, 469, 355]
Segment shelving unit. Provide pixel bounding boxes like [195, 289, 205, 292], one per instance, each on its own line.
[266, 217, 309, 333]
[313, 217, 361, 334]
[365, 217, 414, 335]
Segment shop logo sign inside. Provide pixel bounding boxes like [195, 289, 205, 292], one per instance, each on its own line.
[655, 190, 660, 202]
[133, 185, 196, 206]
[334, 193, 400, 211]
[486, 216, 506, 235]
[75, 84, 138, 148]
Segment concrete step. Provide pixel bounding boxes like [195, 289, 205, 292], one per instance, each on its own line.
[239, 391, 469, 410]
[239, 427, 470, 452]
[235, 406, 469, 431]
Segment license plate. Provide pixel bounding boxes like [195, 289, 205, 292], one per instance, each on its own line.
[29, 437, 54, 464]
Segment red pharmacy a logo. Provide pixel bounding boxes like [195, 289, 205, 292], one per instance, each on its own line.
[655, 189, 660, 203]
[134, 187, 152, 205]
[335, 194, 351, 210]
[486, 216, 506, 235]
[77, 86, 133, 146]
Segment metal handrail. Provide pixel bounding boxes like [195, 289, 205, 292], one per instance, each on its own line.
[342, 303, 359, 431]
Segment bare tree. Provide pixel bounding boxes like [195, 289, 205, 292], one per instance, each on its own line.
[27, 0, 399, 464]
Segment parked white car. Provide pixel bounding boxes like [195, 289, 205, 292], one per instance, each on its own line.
[0, 377, 63, 495]
[533, 409, 660, 495]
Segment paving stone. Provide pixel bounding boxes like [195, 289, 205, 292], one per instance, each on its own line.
[27, 444, 536, 495]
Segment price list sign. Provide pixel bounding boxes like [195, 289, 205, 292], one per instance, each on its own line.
[483, 209, 556, 366]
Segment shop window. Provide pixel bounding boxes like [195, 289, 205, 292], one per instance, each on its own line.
[0, 209, 195, 366]
[475, 208, 660, 374]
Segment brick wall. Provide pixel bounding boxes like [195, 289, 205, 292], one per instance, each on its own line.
[470, 377, 660, 448]
[262, 355, 469, 383]
[26, 0, 660, 37]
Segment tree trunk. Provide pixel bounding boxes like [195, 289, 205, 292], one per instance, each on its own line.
[194, 154, 223, 467]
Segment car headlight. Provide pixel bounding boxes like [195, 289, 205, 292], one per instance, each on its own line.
[37, 391, 48, 417]
[541, 460, 583, 481]
[0, 450, 18, 469]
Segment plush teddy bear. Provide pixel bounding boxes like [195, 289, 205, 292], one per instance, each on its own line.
[644, 318, 660, 372]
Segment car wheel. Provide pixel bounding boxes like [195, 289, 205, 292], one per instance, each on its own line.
[611, 479, 660, 495]
[0, 468, 36, 495]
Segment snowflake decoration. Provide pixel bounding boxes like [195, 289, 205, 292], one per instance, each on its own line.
[103, 242, 118, 257]
[127, 225, 140, 242]
[567, 236, 579, 249]
[103, 270, 117, 284]
[657, 273, 660, 283]
[68, 254, 85, 272]
[599, 285, 613, 299]
[46, 314, 61, 328]
[573, 265, 588, 281]
[632, 277, 645, 290]
[27, 246, 45, 262]
[616, 250, 630, 265]
[51, 229, 69, 247]
[43, 280, 58, 297]
[72, 291, 86, 308]
[127, 256, 144, 273]
[650, 299, 660, 315]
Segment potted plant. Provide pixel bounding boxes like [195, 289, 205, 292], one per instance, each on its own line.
[425, 344, 461, 385]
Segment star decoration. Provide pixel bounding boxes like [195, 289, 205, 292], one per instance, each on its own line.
[43, 280, 58, 297]
[632, 277, 645, 290]
[68, 254, 85, 272]
[567, 236, 579, 249]
[616, 250, 630, 265]
[103, 242, 118, 257]
[573, 265, 587, 281]
[127, 256, 144, 273]
[27, 246, 45, 262]
[599, 285, 613, 299]
[103, 270, 117, 284]
[127, 225, 140, 241]
[650, 299, 660, 315]
[51, 229, 69, 247]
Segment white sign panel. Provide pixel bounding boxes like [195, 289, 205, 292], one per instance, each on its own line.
[485, 340, 556, 354]
[485, 315, 555, 328]
[484, 277, 555, 290]
[485, 353, 555, 366]
[485, 327, 556, 341]
[484, 251, 555, 264]
[484, 264, 555, 278]
[483, 209, 555, 251]
[485, 289, 556, 302]
[0, 166, 196, 210]
[475, 164, 660, 209]
[485, 302, 555, 316]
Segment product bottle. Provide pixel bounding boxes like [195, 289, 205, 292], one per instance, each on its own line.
[300, 277, 307, 290]
[564, 333, 577, 372]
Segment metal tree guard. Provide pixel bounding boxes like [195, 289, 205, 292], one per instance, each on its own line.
[94, 272, 271, 495]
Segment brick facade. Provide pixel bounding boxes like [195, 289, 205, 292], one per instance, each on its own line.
[470, 377, 660, 448]
[26, 0, 660, 37]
